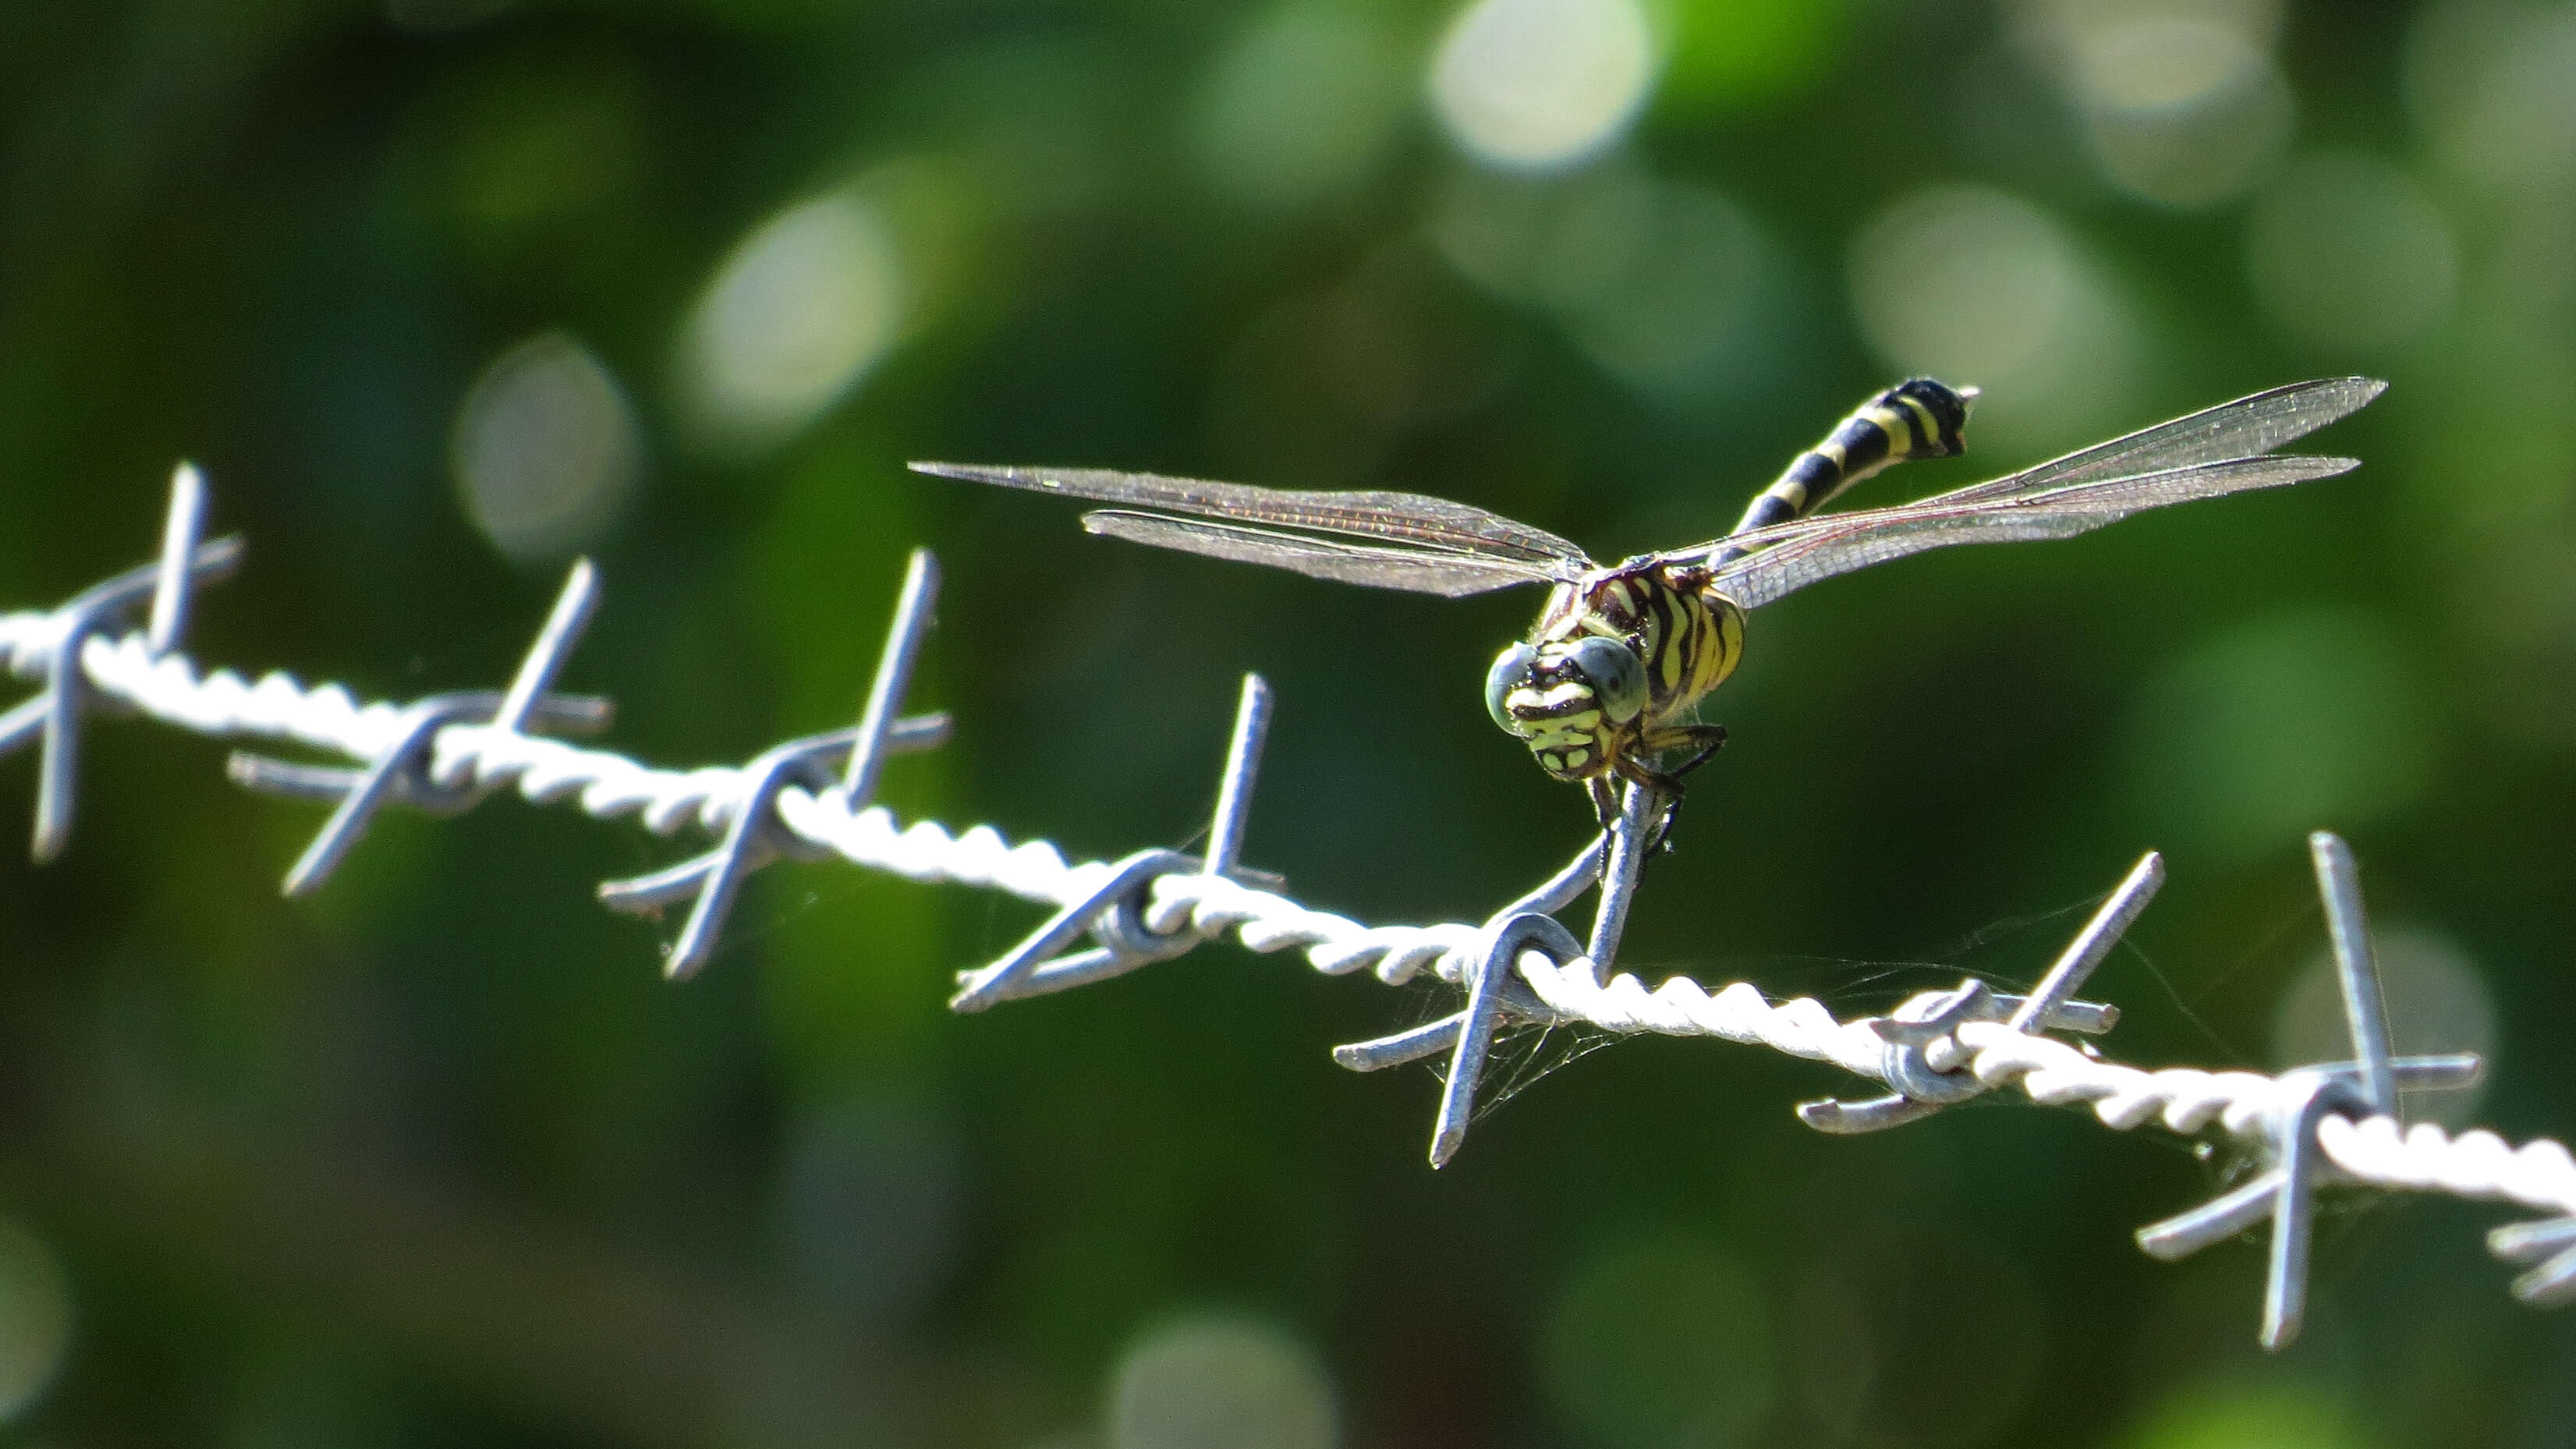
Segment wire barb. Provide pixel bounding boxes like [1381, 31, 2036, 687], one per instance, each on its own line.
[597, 554, 952, 980]
[947, 673, 1279, 1011]
[2312, 831, 2398, 1118]
[1796, 851, 2156, 1134]
[2489, 1217, 2576, 1306]
[148, 462, 209, 658]
[2131, 831, 2477, 1350]
[233, 560, 624, 897]
[495, 559, 601, 737]
[2, 462, 245, 862]
[232, 690, 616, 894]
[1430, 912, 1586, 1167]
[835, 548, 941, 812]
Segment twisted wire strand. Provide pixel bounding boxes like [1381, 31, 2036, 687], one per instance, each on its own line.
[10, 615, 2576, 1228]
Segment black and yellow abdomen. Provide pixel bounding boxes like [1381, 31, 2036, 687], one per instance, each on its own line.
[1708, 377, 1975, 569]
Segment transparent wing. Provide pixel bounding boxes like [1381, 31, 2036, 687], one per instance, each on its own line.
[912, 461, 1590, 568]
[1676, 377, 2385, 562]
[1082, 511, 1564, 597]
[1936, 376, 2383, 505]
[1710, 455, 2358, 610]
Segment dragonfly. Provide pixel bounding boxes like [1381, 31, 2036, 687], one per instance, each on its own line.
[916, 376, 2384, 826]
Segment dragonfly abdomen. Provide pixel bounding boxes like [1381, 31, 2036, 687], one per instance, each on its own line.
[1710, 378, 1977, 566]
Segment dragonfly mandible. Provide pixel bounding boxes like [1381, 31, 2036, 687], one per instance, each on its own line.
[916, 377, 2383, 825]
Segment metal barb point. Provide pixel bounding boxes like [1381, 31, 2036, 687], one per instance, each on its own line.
[1332, 1012, 1469, 1072]
[836, 549, 941, 812]
[224, 556, 618, 893]
[2489, 1218, 2576, 1308]
[1203, 674, 1271, 882]
[148, 462, 208, 657]
[495, 559, 601, 737]
[5, 534, 245, 863]
[1429, 912, 1586, 1168]
[2309, 832, 2399, 1120]
[2008, 850, 2162, 1032]
[613, 733, 844, 981]
[2259, 1075, 2363, 1350]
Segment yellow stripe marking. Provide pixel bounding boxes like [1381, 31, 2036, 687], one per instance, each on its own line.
[1861, 406, 1911, 452]
[1895, 391, 1940, 452]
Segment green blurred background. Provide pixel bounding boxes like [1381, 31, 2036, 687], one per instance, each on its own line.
[6, 0, 2576, 1443]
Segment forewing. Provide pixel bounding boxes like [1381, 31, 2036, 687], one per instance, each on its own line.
[912, 461, 1589, 567]
[1710, 455, 2358, 610]
[1081, 511, 1564, 597]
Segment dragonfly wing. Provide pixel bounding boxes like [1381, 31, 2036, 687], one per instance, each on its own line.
[912, 462, 1590, 568]
[1710, 455, 2358, 610]
[1942, 377, 2384, 505]
[1082, 510, 1569, 597]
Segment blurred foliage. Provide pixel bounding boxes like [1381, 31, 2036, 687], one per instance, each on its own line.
[5, 0, 2576, 1444]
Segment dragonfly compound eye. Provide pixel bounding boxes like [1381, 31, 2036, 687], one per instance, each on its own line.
[1564, 636, 1647, 723]
[1485, 642, 1540, 731]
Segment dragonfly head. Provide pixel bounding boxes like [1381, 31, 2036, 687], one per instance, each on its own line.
[1485, 635, 1649, 780]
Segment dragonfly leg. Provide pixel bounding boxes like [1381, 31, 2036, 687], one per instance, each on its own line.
[1615, 724, 1725, 848]
[1585, 776, 1620, 830]
[1647, 724, 1727, 780]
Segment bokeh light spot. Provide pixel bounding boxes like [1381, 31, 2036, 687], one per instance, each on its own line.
[2406, 0, 2576, 190]
[677, 190, 903, 455]
[2246, 152, 2459, 355]
[451, 331, 640, 565]
[1541, 1233, 1772, 1448]
[1658, 0, 1851, 113]
[1848, 185, 2136, 452]
[2082, 27, 2292, 209]
[2273, 925, 2499, 1126]
[1106, 1316, 1338, 1449]
[1561, 182, 1779, 406]
[2122, 1378, 2372, 1449]
[1428, 0, 1659, 172]
[1189, 2, 1412, 211]
[2124, 606, 2433, 865]
[2011, 1, 2293, 207]
[1429, 166, 1793, 413]
[0, 1216, 73, 1422]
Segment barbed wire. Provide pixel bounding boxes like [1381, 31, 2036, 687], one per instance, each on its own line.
[9, 467, 2576, 1349]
